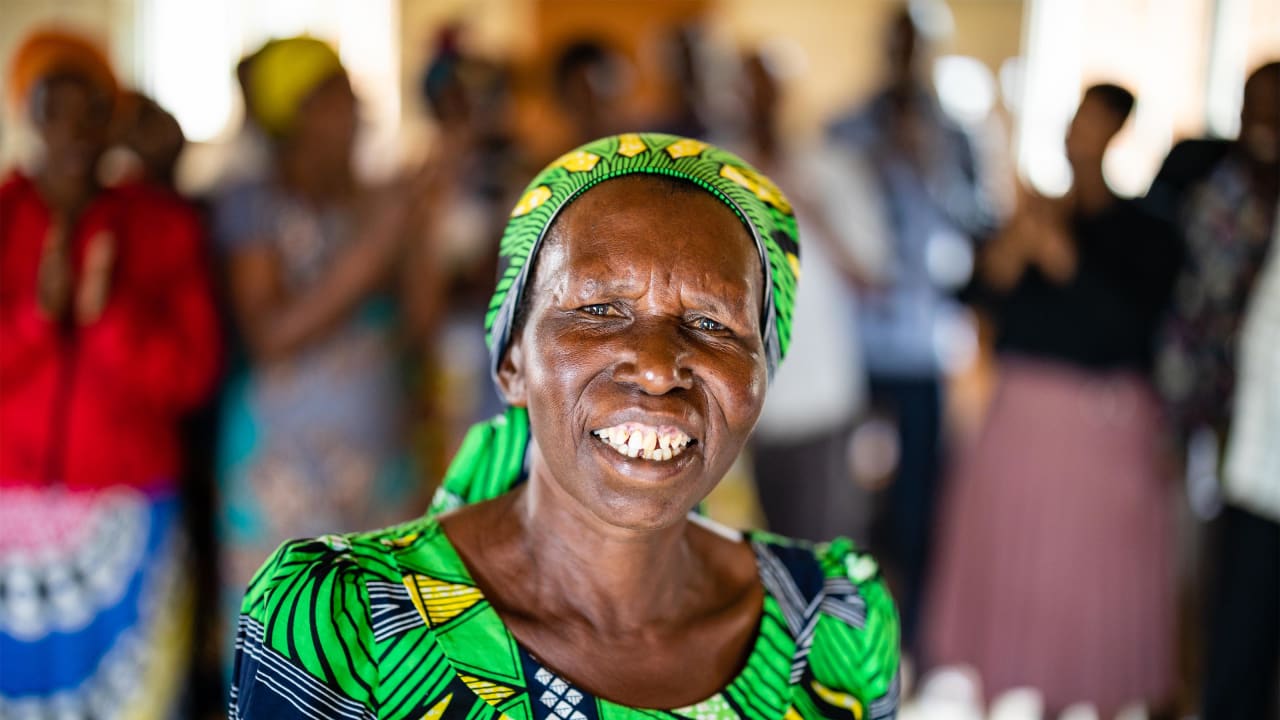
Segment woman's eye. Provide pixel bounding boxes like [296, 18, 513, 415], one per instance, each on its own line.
[693, 317, 727, 332]
[582, 304, 615, 316]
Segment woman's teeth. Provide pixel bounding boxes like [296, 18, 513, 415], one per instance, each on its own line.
[591, 423, 693, 461]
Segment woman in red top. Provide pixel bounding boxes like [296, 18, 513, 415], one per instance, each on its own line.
[0, 29, 219, 717]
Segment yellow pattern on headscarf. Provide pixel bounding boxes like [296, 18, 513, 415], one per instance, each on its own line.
[616, 133, 647, 158]
[665, 138, 708, 159]
[551, 149, 601, 173]
[247, 36, 344, 136]
[511, 185, 552, 217]
[718, 163, 793, 214]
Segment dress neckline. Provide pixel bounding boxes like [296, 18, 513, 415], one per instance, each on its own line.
[408, 517, 794, 713]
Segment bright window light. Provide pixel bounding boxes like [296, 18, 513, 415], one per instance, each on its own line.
[934, 54, 997, 127]
[1017, 0, 1216, 198]
[136, 0, 399, 162]
[1206, 0, 1249, 138]
[140, 1, 238, 142]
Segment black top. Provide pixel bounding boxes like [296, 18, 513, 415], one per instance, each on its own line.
[992, 198, 1183, 374]
[1143, 138, 1231, 223]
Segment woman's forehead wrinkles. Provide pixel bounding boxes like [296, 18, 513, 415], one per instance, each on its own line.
[567, 265, 644, 299]
[572, 274, 627, 298]
[559, 262, 753, 319]
[552, 219, 756, 309]
[683, 273, 756, 316]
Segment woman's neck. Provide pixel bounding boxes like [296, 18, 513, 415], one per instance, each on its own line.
[507, 474, 706, 635]
[1071, 161, 1115, 215]
[277, 146, 351, 204]
[35, 167, 96, 218]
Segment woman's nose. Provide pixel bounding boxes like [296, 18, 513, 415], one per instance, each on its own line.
[614, 320, 693, 395]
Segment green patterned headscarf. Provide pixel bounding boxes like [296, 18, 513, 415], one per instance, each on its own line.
[433, 133, 801, 515]
[485, 132, 800, 381]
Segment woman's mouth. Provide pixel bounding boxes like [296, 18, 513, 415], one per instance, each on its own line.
[591, 422, 695, 462]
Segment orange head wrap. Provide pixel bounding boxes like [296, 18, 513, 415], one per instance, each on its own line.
[7, 28, 118, 113]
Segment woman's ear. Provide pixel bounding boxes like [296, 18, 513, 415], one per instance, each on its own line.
[496, 334, 528, 407]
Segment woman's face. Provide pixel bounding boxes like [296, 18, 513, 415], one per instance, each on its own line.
[291, 73, 357, 169]
[32, 74, 112, 185]
[500, 176, 768, 530]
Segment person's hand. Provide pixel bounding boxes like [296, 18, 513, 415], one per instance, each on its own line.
[76, 231, 116, 324]
[430, 123, 476, 173]
[1026, 195, 1077, 283]
[981, 192, 1036, 289]
[407, 132, 472, 213]
[36, 221, 73, 322]
[888, 102, 934, 176]
[1032, 224, 1077, 283]
[390, 139, 466, 258]
[335, 179, 424, 294]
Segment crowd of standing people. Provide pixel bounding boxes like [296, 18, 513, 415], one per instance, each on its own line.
[0, 7, 1276, 719]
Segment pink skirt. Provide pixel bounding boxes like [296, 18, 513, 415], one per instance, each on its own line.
[924, 357, 1175, 715]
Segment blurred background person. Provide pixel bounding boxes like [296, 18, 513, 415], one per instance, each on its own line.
[211, 36, 439, 665]
[1213, 196, 1280, 720]
[99, 90, 186, 192]
[826, 2, 994, 654]
[414, 25, 529, 479]
[1149, 59, 1280, 720]
[652, 22, 714, 139]
[1154, 62, 1279, 444]
[731, 48, 889, 545]
[100, 85, 232, 714]
[551, 37, 630, 150]
[0, 28, 220, 716]
[926, 84, 1182, 717]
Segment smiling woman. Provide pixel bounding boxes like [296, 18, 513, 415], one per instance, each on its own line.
[230, 133, 900, 720]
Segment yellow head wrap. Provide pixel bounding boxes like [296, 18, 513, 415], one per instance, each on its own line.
[246, 36, 344, 137]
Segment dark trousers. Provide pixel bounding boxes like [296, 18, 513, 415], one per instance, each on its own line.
[868, 375, 943, 653]
[1204, 505, 1280, 720]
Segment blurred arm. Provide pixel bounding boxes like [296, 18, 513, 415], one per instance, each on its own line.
[225, 191, 408, 364]
[0, 199, 67, 384]
[396, 159, 454, 345]
[76, 204, 222, 414]
[0, 270, 65, 384]
[981, 189, 1076, 292]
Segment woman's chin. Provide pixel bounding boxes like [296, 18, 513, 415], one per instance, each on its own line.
[578, 443, 707, 523]
[562, 477, 702, 534]
[587, 499, 693, 533]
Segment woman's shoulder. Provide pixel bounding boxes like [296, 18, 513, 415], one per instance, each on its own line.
[236, 520, 437, 657]
[233, 531, 393, 717]
[240, 516, 462, 614]
[747, 530, 892, 601]
[209, 177, 286, 252]
[748, 530, 901, 718]
[232, 516, 475, 718]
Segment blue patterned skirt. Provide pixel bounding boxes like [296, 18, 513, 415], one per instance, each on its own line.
[0, 486, 189, 719]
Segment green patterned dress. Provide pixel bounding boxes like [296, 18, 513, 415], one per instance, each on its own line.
[231, 411, 900, 720]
